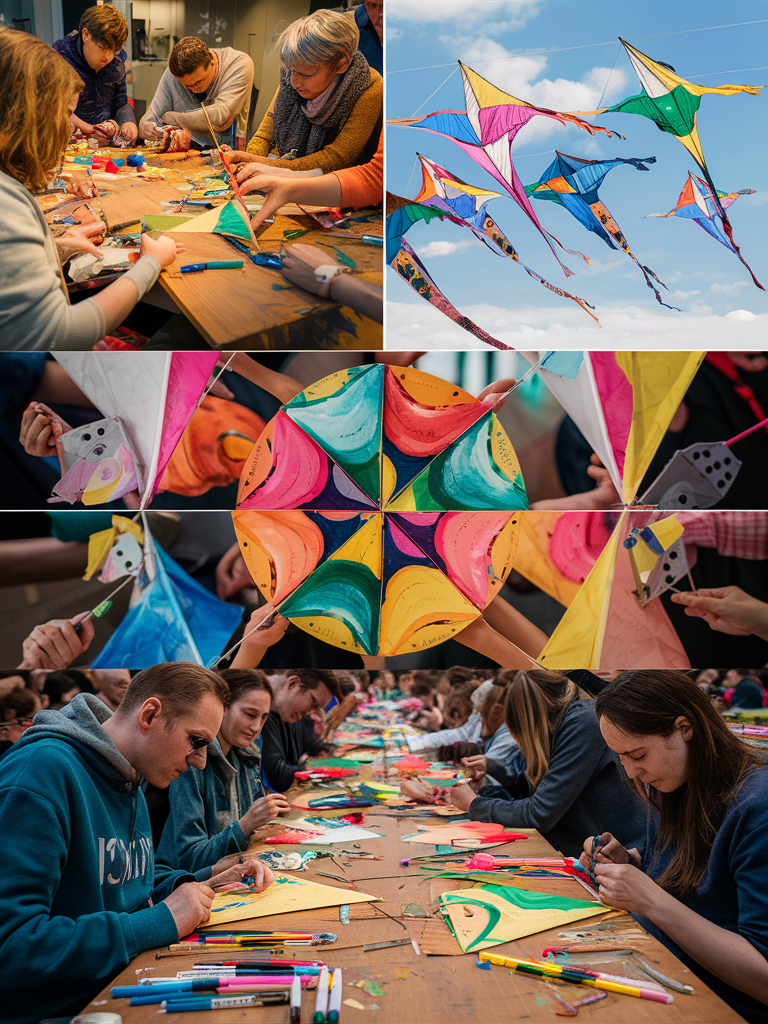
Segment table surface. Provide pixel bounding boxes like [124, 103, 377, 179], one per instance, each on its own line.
[87, 758, 744, 1024]
[45, 149, 383, 349]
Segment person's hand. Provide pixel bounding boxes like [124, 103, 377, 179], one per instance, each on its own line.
[585, 454, 621, 509]
[729, 352, 768, 374]
[208, 360, 235, 401]
[55, 221, 107, 257]
[279, 244, 339, 297]
[448, 781, 477, 812]
[593, 861, 664, 916]
[243, 793, 291, 832]
[580, 832, 642, 872]
[235, 169, 294, 229]
[120, 121, 138, 143]
[477, 377, 517, 411]
[19, 402, 72, 460]
[163, 881, 215, 938]
[140, 233, 185, 268]
[215, 542, 253, 600]
[209, 857, 274, 893]
[66, 171, 94, 198]
[671, 586, 768, 640]
[240, 606, 290, 653]
[18, 613, 95, 670]
[400, 779, 439, 804]
[461, 754, 487, 788]
[143, 121, 167, 141]
[227, 151, 258, 165]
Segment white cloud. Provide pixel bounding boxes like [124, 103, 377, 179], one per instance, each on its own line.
[709, 281, 747, 296]
[742, 191, 768, 207]
[671, 289, 701, 300]
[419, 238, 483, 257]
[388, 25, 404, 41]
[388, 1, 542, 32]
[384, 297, 768, 350]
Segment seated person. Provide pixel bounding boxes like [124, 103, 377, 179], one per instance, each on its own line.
[449, 670, 647, 859]
[0, 662, 272, 1024]
[157, 669, 289, 875]
[0, 686, 42, 761]
[260, 670, 342, 791]
[53, 4, 137, 145]
[583, 670, 768, 1024]
[139, 36, 254, 149]
[244, 9, 382, 171]
[355, 1, 383, 75]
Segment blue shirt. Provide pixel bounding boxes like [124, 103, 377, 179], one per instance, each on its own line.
[53, 31, 135, 127]
[634, 766, 768, 1024]
[355, 4, 382, 75]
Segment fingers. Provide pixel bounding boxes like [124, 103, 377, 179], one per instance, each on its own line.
[22, 621, 80, 669]
[248, 190, 285, 230]
[70, 613, 95, 650]
[477, 377, 517, 407]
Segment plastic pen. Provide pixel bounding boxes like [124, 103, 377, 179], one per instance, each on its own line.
[291, 974, 302, 1024]
[115, 976, 316, 997]
[179, 261, 244, 273]
[327, 968, 342, 1024]
[192, 960, 324, 968]
[180, 966, 322, 977]
[313, 965, 329, 1024]
[161, 993, 289, 1012]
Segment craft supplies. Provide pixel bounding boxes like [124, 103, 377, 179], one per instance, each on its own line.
[313, 965, 330, 1023]
[179, 261, 244, 273]
[291, 974, 302, 1023]
[328, 968, 342, 1024]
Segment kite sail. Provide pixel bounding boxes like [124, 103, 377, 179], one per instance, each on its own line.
[525, 152, 678, 309]
[646, 172, 756, 258]
[414, 154, 599, 323]
[388, 61, 621, 276]
[575, 38, 763, 289]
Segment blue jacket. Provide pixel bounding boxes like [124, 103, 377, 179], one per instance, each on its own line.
[0, 694, 190, 1024]
[355, 4, 382, 75]
[53, 31, 135, 127]
[156, 738, 265, 877]
[634, 766, 768, 1024]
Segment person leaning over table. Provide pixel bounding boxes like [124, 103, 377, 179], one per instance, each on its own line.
[0, 31, 183, 351]
[448, 670, 648, 860]
[242, 9, 382, 172]
[53, 4, 138, 146]
[139, 36, 254, 149]
[156, 669, 290, 879]
[0, 662, 273, 1024]
[580, 670, 768, 1024]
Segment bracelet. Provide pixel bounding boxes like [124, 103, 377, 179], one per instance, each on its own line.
[314, 263, 350, 299]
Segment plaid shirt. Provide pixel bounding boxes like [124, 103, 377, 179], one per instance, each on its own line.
[53, 31, 134, 127]
[678, 511, 768, 561]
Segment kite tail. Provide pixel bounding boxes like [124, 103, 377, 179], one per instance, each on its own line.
[699, 164, 765, 290]
[541, 230, 592, 274]
[629, 253, 681, 311]
[519, 262, 600, 325]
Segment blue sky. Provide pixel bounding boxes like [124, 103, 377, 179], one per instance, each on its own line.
[385, 0, 768, 349]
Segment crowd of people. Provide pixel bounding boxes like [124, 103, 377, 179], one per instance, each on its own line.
[0, 662, 766, 1023]
[0, 3, 384, 351]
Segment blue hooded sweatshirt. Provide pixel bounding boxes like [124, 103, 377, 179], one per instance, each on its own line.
[0, 694, 192, 1024]
[156, 738, 264, 878]
[53, 31, 135, 127]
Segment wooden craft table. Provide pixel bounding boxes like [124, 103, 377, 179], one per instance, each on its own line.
[45, 149, 383, 350]
[86, 765, 744, 1024]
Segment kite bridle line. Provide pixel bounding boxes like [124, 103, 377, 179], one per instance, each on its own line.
[197, 354, 237, 409]
[211, 606, 280, 670]
[199, 102, 261, 249]
[487, 358, 543, 411]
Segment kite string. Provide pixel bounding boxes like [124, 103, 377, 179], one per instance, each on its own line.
[596, 44, 621, 109]
[411, 65, 459, 117]
[489, 359, 542, 409]
[211, 607, 278, 669]
[198, 354, 237, 408]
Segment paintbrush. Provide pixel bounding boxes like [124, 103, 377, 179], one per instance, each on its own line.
[199, 103, 259, 249]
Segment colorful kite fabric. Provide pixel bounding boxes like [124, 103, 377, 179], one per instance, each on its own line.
[525, 152, 677, 309]
[535, 350, 704, 504]
[388, 61, 620, 276]
[412, 155, 599, 323]
[576, 38, 763, 289]
[51, 352, 219, 507]
[172, 199, 254, 240]
[646, 172, 756, 256]
[402, 822, 529, 848]
[234, 363, 527, 656]
[91, 521, 242, 668]
[440, 883, 607, 952]
[83, 515, 145, 582]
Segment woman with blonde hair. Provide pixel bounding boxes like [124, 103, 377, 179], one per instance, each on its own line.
[581, 670, 768, 1023]
[449, 669, 646, 858]
[0, 30, 182, 350]
[232, 9, 382, 173]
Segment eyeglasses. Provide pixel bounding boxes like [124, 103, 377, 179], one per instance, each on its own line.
[0, 718, 34, 730]
[290, 65, 323, 81]
[187, 735, 209, 754]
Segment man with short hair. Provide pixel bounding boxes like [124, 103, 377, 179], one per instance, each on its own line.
[260, 669, 342, 791]
[53, 5, 137, 145]
[139, 36, 254, 148]
[0, 662, 271, 1024]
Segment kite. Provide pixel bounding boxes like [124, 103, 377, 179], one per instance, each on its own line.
[388, 61, 621, 276]
[524, 152, 677, 308]
[646, 171, 756, 259]
[90, 516, 242, 668]
[386, 193, 514, 350]
[48, 352, 219, 507]
[171, 200, 254, 241]
[233, 363, 527, 656]
[401, 822, 529, 848]
[575, 38, 763, 288]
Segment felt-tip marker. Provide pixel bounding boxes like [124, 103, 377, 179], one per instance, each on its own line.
[312, 965, 329, 1023]
[291, 974, 302, 1023]
[179, 261, 244, 273]
[161, 993, 289, 1012]
[327, 968, 342, 1024]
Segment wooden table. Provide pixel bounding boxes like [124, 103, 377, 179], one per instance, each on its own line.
[44, 149, 383, 350]
[86, 766, 744, 1024]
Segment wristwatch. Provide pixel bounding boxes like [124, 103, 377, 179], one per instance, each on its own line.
[314, 264, 350, 298]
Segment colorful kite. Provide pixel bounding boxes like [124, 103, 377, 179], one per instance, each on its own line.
[575, 38, 763, 288]
[171, 200, 254, 240]
[388, 61, 621, 276]
[233, 364, 528, 657]
[524, 152, 677, 308]
[49, 352, 219, 507]
[90, 516, 242, 668]
[645, 172, 756, 259]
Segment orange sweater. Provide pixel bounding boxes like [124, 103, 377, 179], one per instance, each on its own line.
[331, 130, 382, 208]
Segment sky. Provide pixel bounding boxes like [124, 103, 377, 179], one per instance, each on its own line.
[385, 0, 768, 349]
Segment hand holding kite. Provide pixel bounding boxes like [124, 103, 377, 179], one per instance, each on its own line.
[20, 402, 70, 466]
[671, 586, 768, 640]
[18, 613, 94, 670]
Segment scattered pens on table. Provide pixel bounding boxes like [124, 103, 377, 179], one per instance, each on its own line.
[313, 965, 329, 1024]
[291, 973, 302, 1024]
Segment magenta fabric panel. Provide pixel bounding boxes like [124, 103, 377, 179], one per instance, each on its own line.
[589, 353, 633, 479]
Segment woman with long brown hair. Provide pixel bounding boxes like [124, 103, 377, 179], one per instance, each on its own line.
[449, 669, 646, 858]
[582, 670, 768, 1023]
[0, 30, 181, 350]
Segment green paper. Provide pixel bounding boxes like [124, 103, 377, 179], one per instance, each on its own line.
[214, 201, 252, 240]
[144, 214, 193, 231]
[308, 758, 361, 768]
